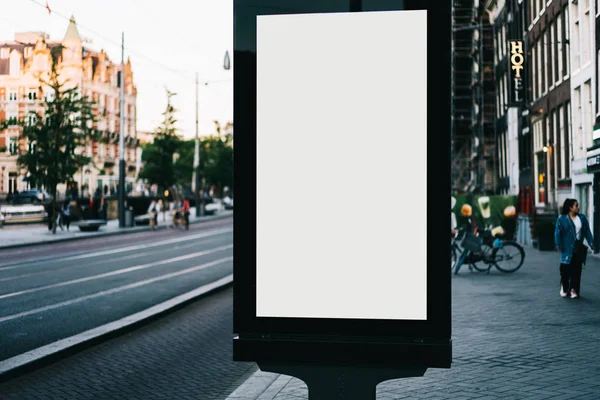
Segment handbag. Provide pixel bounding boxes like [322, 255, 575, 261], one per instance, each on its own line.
[574, 240, 588, 264]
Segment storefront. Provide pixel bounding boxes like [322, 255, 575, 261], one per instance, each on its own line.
[586, 148, 600, 250]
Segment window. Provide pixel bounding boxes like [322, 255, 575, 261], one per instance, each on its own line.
[7, 111, 17, 126]
[8, 89, 17, 102]
[9, 51, 20, 77]
[565, 7, 570, 77]
[537, 40, 542, 99]
[24, 47, 32, 58]
[582, 11, 591, 65]
[574, 87, 582, 158]
[532, 46, 537, 100]
[27, 114, 37, 127]
[9, 137, 17, 155]
[27, 88, 37, 101]
[584, 80, 592, 147]
[557, 14, 563, 83]
[550, 22, 556, 85]
[0, 48, 8, 59]
[45, 88, 55, 102]
[543, 32, 548, 94]
[99, 94, 105, 107]
[565, 103, 571, 177]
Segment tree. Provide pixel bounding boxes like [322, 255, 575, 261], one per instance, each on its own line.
[0, 44, 97, 233]
[173, 139, 195, 188]
[199, 128, 233, 197]
[139, 89, 181, 191]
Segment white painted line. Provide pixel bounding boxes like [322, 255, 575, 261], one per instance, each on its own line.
[0, 227, 233, 272]
[0, 274, 233, 376]
[0, 245, 233, 300]
[0, 256, 233, 323]
[0, 238, 223, 283]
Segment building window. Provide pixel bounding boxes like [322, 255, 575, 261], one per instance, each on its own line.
[532, 46, 537, 100]
[27, 114, 37, 127]
[24, 47, 32, 58]
[0, 48, 8, 59]
[9, 51, 20, 77]
[537, 40, 542, 99]
[573, 21, 580, 71]
[565, 7, 570, 77]
[565, 103, 571, 177]
[7, 111, 17, 126]
[584, 80, 592, 147]
[45, 88, 55, 102]
[8, 89, 17, 102]
[543, 32, 548, 94]
[9, 137, 18, 155]
[27, 88, 37, 101]
[583, 10, 591, 65]
[550, 22, 556, 85]
[556, 15, 563, 84]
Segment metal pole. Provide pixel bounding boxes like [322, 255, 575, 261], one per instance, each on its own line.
[194, 72, 203, 217]
[118, 32, 126, 227]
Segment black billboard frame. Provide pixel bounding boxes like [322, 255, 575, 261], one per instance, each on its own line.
[233, 0, 452, 372]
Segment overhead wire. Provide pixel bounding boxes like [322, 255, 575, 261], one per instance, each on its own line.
[27, 0, 232, 86]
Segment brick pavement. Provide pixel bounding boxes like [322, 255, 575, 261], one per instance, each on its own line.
[0, 286, 257, 400]
[228, 247, 600, 399]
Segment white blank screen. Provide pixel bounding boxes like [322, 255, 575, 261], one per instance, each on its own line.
[256, 10, 427, 320]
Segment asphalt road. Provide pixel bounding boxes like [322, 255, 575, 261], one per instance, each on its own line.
[0, 217, 234, 362]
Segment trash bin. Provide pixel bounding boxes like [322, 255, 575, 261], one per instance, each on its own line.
[125, 207, 134, 227]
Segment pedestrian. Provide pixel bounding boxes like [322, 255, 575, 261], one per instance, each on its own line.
[555, 198, 595, 299]
[148, 199, 160, 230]
[182, 197, 190, 230]
[61, 198, 72, 231]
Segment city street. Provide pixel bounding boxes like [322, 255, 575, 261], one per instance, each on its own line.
[0, 217, 233, 362]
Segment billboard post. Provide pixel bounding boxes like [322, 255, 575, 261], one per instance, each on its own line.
[233, 1, 452, 398]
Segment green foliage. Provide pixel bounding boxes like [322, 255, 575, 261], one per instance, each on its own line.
[138, 89, 181, 190]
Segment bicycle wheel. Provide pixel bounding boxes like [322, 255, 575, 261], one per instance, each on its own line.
[492, 241, 525, 273]
[470, 260, 491, 272]
[451, 246, 457, 269]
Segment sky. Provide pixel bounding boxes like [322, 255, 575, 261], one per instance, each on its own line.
[0, 0, 233, 139]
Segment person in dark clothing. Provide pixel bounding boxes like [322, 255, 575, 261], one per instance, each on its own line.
[555, 198, 595, 299]
[61, 199, 72, 231]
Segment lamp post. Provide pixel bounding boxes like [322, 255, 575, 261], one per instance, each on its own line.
[194, 51, 231, 217]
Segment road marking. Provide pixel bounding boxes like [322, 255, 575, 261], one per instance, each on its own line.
[0, 228, 233, 272]
[0, 245, 233, 300]
[0, 257, 233, 323]
[0, 238, 223, 283]
[0, 273, 233, 376]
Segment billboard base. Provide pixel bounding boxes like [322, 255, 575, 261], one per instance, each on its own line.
[258, 361, 427, 400]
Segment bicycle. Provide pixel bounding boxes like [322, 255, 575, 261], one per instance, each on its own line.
[452, 227, 525, 274]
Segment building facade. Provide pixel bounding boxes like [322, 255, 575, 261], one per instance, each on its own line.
[569, 0, 597, 238]
[0, 17, 140, 198]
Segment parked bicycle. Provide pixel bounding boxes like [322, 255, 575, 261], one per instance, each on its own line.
[452, 226, 525, 274]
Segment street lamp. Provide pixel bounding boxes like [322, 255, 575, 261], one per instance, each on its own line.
[194, 50, 231, 218]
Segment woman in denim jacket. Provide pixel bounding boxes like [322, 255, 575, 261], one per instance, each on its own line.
[554, 198, 595, 299]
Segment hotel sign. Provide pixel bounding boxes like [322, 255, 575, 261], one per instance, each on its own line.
[508, 40, 525, 106]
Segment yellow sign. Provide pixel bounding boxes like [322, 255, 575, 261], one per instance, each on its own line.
[538, 174, 544, 184]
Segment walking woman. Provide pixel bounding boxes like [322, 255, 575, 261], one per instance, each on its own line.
[555, 198, 595, 299]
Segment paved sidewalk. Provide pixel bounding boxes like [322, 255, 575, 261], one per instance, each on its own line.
[228, 247, 600, 399]
[0, 208, 233, 249]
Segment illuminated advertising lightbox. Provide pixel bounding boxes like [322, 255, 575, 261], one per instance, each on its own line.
[233, 0, 451, 367]
[256, 10, 427, 321]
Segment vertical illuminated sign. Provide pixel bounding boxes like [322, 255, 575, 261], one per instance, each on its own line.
[508, 40, 525, 105]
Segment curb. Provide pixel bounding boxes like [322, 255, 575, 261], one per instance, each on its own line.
[0, 212, 233, 250]
[0, 274, 234, 382]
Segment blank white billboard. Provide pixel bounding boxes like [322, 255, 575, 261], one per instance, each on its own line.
[256, 10, 427, 320]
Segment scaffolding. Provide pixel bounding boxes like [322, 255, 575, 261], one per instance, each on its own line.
[451, 0, 497, 194]
[451, 0, 476, 193]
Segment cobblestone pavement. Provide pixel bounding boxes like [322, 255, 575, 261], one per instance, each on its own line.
[0, 286, 257, 400]
[228, 247, 600, 399]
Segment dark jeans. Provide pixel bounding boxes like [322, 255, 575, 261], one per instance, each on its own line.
[560, 240, 585, 295]
[184, 212, 190, 230]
